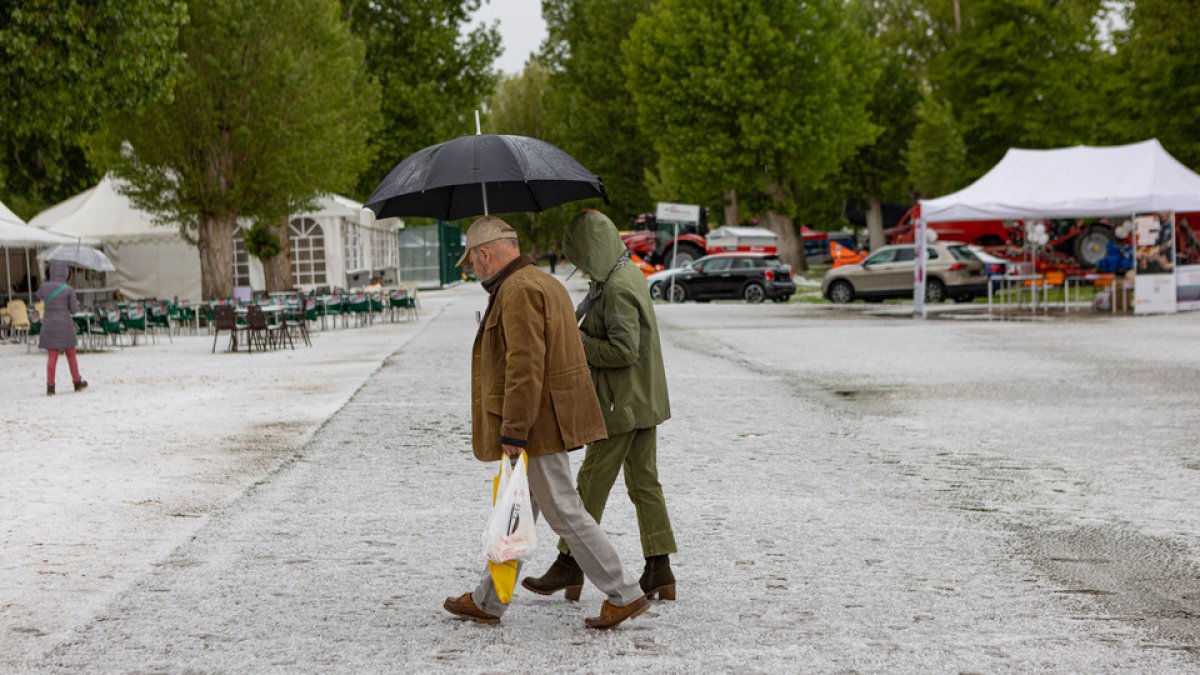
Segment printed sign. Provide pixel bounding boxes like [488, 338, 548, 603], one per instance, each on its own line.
[655, 202, 701, 224]
[1133, 212, 1177, 314]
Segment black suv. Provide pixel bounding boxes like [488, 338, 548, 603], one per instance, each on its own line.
[663, 253, 795, 303]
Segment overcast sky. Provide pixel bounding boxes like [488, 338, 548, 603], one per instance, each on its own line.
[465, 0, 548, 75]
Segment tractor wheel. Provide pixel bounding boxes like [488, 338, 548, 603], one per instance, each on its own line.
[1073, 225, 1114, 268]
[665, 243, 704, 268]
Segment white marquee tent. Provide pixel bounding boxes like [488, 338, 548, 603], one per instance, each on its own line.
[30, 175, 401, 301]
[920, 139, 1200, 222]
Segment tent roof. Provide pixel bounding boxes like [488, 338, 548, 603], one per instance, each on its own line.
[1, 199, 25, 228]
[30, 176, 386, 241]
[919, 139, 1200, 222]
[0, 220, 96, 247]
[29, 174, 174, 242]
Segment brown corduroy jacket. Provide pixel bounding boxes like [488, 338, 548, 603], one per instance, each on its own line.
[471, 258, 607, 461]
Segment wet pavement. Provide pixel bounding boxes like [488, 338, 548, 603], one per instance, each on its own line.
[27, 289, 1200, 672]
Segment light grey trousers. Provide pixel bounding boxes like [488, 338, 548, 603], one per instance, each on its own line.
[472, 451, 643, 617]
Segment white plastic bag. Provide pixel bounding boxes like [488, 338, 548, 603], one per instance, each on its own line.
[481, 452, 538, 563]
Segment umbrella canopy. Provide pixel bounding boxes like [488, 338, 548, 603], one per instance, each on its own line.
[37, 243, 116, 272]
[365, 134, 607, 221]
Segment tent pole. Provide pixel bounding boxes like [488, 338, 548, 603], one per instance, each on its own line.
[24, 247, 32, 303]
[913, 217, 928, 318]
[4, 246, 10, 302]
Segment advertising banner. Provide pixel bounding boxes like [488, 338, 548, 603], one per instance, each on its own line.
[1175, 213, 1200, 312]
[1133, 212, 1177, 314]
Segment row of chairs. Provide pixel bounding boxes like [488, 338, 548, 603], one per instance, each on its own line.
[210, 305, 297, 353]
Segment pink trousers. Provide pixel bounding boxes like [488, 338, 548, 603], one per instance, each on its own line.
[47, 348, 81, 385]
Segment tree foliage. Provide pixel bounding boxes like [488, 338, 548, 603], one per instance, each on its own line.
[624, 0, 878, 217]
[1109, 0, 1200, 170]
[904, 92, 968, 198]
[97, 0, 379, 298]
[931, 0, 1106, 179]
[0, 0, 186, 218]
[541, 0, 655, 226]
[342, 0, 501, 199]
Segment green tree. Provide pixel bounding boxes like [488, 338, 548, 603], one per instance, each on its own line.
[931, 0, 1106, 179]
[541, 0, 655, 227]
[96, 0, 379, 298]
[836, 0, 925, 249]
[342, 0, 501, 199]
[904, 92, 968, 198]
[0, 0, 186, 218]
[1110, 0, 1200, 169]
[624, 0, 879, 269]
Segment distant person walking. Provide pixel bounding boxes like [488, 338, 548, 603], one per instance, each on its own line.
[524, 210, 677, 602]
[37, 262, 87, 396]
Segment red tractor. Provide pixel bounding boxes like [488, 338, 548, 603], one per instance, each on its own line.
[620, 211, 709, 268]
[886, 205, 1124, 270]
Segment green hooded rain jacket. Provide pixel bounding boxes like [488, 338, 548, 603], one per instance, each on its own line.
[563, 210, 670, 435]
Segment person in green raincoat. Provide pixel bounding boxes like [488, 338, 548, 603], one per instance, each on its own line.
[523, 209, 677, 602]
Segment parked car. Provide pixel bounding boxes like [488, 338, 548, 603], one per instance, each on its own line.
[651, 252, 795, 303]
[821, 242, 986, 304]
[966, 245, 1012, 279]
[647, 265, 691, 300]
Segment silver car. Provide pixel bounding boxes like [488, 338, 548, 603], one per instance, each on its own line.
[821, 242, 986, 304]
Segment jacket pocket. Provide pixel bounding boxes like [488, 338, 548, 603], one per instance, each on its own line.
[484, 393, 504, 415]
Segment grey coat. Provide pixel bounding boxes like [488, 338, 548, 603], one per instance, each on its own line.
[36, 262, 80, 351]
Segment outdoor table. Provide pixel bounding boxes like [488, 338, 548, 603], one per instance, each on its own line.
[71, 312, 102, 351]
[988, 274, 1046, 315]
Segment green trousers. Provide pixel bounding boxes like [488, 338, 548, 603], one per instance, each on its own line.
[559, 426, 677, 558]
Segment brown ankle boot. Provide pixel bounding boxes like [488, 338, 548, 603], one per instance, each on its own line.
[521, 553, 584, 601]
[73, 380, 88, 392]
[640, 554, 676, 601]
[47, 384, 55, 396]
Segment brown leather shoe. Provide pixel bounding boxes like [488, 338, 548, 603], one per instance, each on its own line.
[584, 595, 650, 630]
[443, 592, 500, 625]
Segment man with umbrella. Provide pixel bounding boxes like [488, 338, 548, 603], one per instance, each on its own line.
[366, 129, 647, 627]
[441, 216, 650, 629]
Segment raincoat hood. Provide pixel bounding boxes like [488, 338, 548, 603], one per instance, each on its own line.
[563, 210, 625, 281]
[48, 262, 71, 283]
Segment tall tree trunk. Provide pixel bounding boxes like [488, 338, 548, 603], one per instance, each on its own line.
[763, 182, 808, 272]
[262, 219, 294, 292]
[867, 196, 885, 251]
[760, 211, 808, 273]
[724, 189, 739, 226]
[198, 215, 235, 300]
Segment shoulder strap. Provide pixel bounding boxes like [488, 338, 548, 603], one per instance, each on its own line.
[46, 284, 68, 302]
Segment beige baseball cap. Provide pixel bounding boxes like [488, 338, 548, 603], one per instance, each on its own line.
[456, 216, 519, 267]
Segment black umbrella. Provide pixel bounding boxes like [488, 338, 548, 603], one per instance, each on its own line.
[364, 133, 608, 221]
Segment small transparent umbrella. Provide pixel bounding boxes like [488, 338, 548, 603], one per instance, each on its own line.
[37, 244, 116, 272]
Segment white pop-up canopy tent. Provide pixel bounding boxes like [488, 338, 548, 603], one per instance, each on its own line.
[914, 139, 1200, 315]
[920, 139, 1200, 222]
